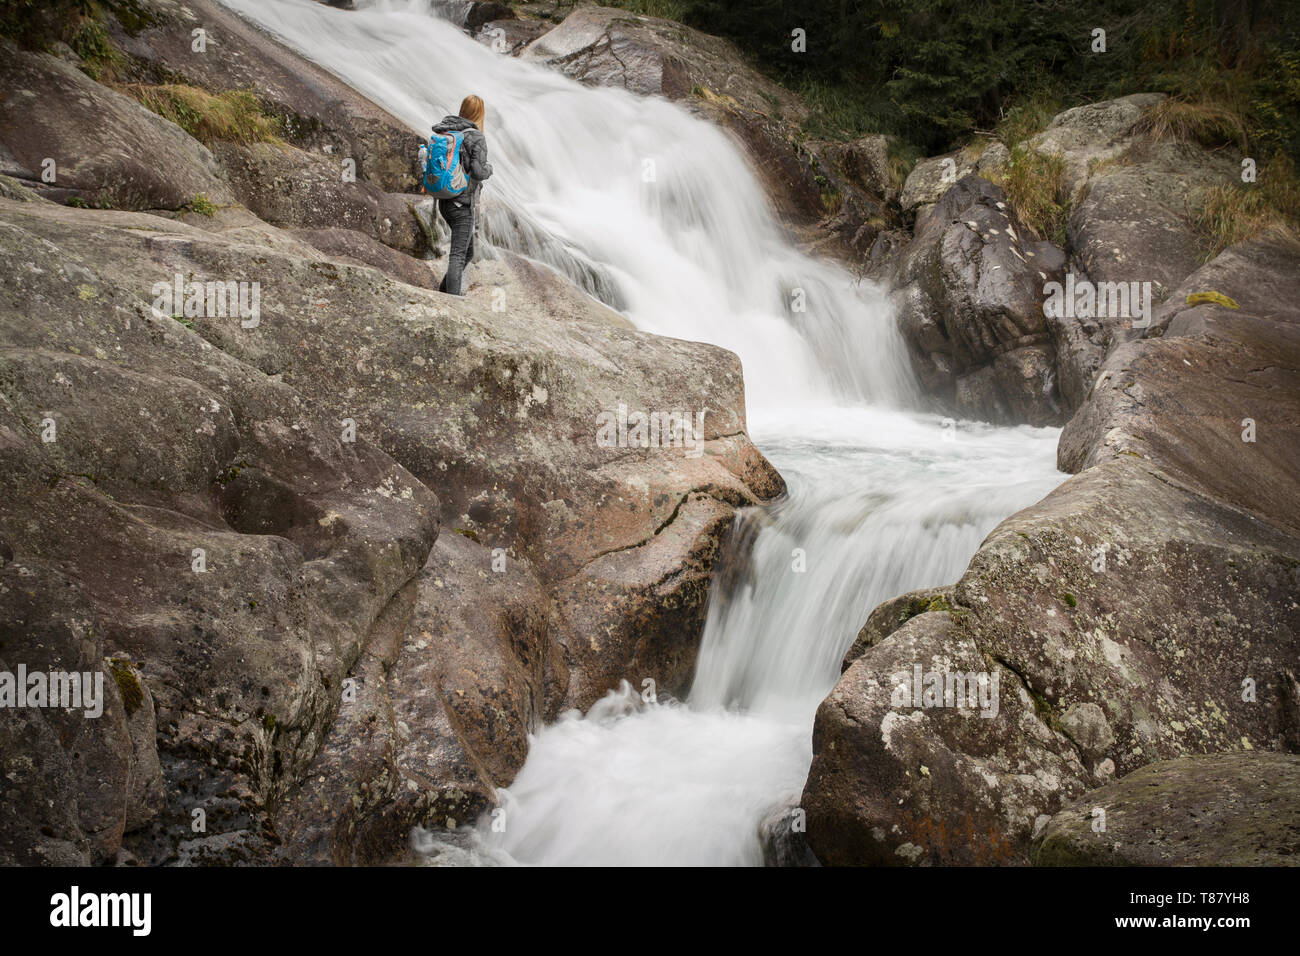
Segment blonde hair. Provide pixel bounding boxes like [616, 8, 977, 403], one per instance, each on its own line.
[458, 94, 485, 130]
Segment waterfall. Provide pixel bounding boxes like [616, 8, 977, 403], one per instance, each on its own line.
[219, 0, 1066, 865]
[219, 0, 917, 413]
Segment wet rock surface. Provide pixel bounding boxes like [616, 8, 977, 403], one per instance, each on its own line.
[892, 176, 1066, 426]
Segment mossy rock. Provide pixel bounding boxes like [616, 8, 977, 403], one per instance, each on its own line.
[841, 585, 956, 672]
[107, 658, 144, 716]
[1185, 289, 1240, 309]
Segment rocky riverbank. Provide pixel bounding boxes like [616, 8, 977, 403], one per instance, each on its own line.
[802, 100, 1300, 864]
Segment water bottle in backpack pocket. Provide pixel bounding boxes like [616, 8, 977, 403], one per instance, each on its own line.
[420, 131, 469, 199]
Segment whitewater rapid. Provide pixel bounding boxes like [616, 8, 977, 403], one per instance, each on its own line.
[219, 0, 1066, 865]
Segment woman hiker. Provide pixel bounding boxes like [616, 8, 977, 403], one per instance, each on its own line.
[429, 94, 493, 296]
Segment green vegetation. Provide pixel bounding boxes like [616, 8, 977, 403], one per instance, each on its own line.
[993, 146, 1069, 243]
[1131, 97, 1248, 148]
[1190, 156, 1300, 257]
[600, 0, 1300, 240]
[107, 658, 144, 716]
[0, 0, 156, 79]
[187, 193, 217, 217]
[597, 0, 692, 20]
[897, 592, 956, 627]
[993, 90, 1066, 151]
[119, 84, 283, 147]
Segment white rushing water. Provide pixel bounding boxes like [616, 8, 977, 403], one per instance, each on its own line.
[221, 0, 1066, 865]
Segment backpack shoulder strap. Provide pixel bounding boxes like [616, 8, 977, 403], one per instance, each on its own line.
[449, 131, 464, 172]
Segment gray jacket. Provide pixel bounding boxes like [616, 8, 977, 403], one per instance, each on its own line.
[432, 115, 492, 207]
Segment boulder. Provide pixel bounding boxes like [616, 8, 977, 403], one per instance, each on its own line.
[0, 42, 236, 211]
[899, 144, 1006, 216]
[1021, 97, 1238, 405]
[841, 586, 953, 672]
[805, 453, 1300, 866]
[429, 1, 516, 32]
[214, 142, 424, 256]
[892, 175, 1065, 425]
[464, 250, 633, 328]
[521, 5, 801, 116]
[1027, 93, 1166, 197]
[804, 235, 1300, 866]
[274, 530, 562, 863]
[0, 564, 144, 865]
[1065, 140, 1232, 297]
[1059, 237, 1300, 534]
[0, 198, 440, 864]
[0, 0, 784, 868]
[806, 611, 1086, 865]
[0, 190, 781, 863]
[476, 18, 552, 56]
[801, 134, 897, 258]
[1033, 752, 1300, 866]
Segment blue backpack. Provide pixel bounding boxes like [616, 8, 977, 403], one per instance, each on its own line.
[419, 131, 469, 199]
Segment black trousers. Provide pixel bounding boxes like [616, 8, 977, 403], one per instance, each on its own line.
[438, 198, 475, 296]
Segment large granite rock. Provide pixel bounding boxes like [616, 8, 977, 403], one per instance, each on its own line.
[213, 141, 424, 255]
[0, 186, 780, 863]
[1023, 95, 1237, 407]
[521, 5, 799, 114]
[892, 175, 1066, 426]
[110, 0, 422, 191]
[1033, 752, 1300, 866]
[1027, 94, 1166, 197]
[0, 42, 236, 210]
[1059, 236, 1300, 533]
[900, 145, 1007, 217]
[273, 529, 562, 863]
[290, 227, 437, 289]
[0, 197, 439, 865]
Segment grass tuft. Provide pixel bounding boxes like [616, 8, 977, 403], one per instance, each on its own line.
[994, 92, 1066, 150]
[118, 83, 283, 146]
[1130, 97, 1249, 149]
[992, 145, 1068, 244]
[188, 193, 217, 217]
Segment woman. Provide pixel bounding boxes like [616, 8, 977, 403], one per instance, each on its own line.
[432, 95, 492, 296]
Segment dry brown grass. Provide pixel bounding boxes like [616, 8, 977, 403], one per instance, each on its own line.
[1130, 98, 1248, 150]
[1189, 153, 1300, 259]
[991, 145, 1068, 244]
